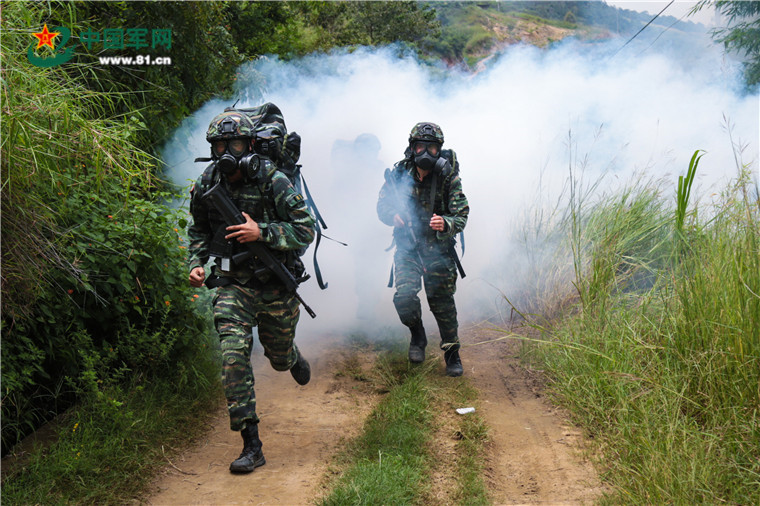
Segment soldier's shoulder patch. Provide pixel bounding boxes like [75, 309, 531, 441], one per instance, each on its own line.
[285, 192, 305, 207]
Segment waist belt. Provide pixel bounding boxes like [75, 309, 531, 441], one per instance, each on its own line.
[205, 273, 252, 289]
[205, 270, 310, 290]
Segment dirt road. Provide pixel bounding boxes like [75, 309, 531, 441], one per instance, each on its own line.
[465, 324, 605, 504]
[146, 325, 604, 505]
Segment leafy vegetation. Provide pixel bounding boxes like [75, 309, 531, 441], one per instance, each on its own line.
[1, 1, 214, 457]
[695, 0, 760, 86]
[72, 1, 240, 150]
[1, 0, 442, 459]
[283, 1, 439, 51]
[516, 144, 760, 503]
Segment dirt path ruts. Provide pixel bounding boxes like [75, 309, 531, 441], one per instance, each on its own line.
[464, 324, 605, 504]
[146, 336, 378, 505]
[146, 327, 604, 505]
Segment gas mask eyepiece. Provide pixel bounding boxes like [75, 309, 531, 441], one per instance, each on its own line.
[412, 141, 440, 157]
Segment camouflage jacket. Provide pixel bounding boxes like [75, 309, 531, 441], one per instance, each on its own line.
[187, 157, 315, 283]
[377, 156, 469, 251]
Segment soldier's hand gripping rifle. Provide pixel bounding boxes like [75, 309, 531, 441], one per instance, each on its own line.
[383, 168, 427, 274]
[202, 182, 317, 319]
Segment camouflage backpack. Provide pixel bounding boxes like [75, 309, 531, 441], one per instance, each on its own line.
[197, 102, 332, 289]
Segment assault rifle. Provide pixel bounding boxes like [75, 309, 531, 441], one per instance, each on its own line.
[383, 166, 467, 282]
[202, 182, 317, 319]
[383, 168, 428, 274]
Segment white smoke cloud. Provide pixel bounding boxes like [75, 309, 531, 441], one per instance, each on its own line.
[160, 33, 758, 342]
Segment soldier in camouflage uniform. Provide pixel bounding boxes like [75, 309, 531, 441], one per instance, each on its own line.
[377, 122, 469, 377]
[187, 110, 315, 473]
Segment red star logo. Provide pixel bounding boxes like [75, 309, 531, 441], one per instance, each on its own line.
[31, 24, 60, 50]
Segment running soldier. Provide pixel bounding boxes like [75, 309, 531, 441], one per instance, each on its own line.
[187, 109, 315, 473]
[377, 122, 469, 376]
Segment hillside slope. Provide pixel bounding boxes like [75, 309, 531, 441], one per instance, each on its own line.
[425, 1, 705, 67]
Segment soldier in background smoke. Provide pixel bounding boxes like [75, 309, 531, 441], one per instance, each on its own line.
[187, 110, 315, 474]
[330, 133, 387, 321]
[377, 122, 469, 376]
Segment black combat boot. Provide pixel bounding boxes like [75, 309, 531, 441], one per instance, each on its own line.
[408, 322, 427, 363]
[444, 348, 463, 377]
[229, 423, 266, 473]
[290, 350, 311, 385]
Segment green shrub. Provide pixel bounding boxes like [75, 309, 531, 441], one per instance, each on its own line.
[1, 1, 211, 453]
[463, 30, 494, 56]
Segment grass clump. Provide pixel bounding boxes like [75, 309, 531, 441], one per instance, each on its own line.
[1, 348, 222, 504]
[515, 146, 760, 504]
[322, 349, 432, 506]
[431, 378, 490, 506]
[321, 336, 490, 505]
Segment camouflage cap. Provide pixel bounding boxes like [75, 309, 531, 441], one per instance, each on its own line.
[409, 122, 444, 145]
[206, 111, 256, 141]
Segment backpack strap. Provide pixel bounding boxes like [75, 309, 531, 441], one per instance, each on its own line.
[199, 162, 218, 195]
[311, 224, 328, 289]
[440, 150, 465, 258]
[291, 164, 344, 290]
[297, 171, 330, 290]
[299, 171, 327, 230]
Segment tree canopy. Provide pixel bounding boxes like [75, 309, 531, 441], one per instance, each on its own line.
[694, 0, 760, 86]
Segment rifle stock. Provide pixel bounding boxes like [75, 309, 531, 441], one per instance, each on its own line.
[202, 182, 317, 318]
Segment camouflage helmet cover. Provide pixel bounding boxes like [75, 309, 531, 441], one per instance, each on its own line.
[206, 111, 256, 141]
[408, 122, 444, 145]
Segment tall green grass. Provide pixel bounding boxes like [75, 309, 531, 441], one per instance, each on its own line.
[2, 3, 156, 323]
[516, 146, 760, 503]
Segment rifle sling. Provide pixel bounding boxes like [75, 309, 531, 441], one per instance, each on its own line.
[429, 171, 438, 215]
[449, 245, 466, 279]
[312, 225, 328, 290]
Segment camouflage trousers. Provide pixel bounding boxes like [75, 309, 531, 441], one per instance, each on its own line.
[212, 282, 301, 431]
[392, 245, 460, 351]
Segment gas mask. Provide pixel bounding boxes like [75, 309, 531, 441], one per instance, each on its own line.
[210, 138, 257, 178]
[412, 140, 442, 172]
